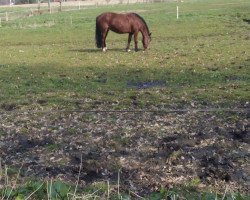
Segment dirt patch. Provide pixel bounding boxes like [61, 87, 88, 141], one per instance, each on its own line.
[1, 103, 17, 111]
[0, 110, 249, 194]
[243, 19, 250, 25]
[127, 80, 166, 89]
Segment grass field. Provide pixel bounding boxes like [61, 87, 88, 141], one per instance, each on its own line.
[0, 0, 249, 111]
[0, 0, 250, 199]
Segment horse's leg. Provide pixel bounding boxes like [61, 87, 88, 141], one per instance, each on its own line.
[134, 32, 139, 52]
[102, 29, 108, 52]
[126, 33, 133, 52]
[103, 29, 109, 52]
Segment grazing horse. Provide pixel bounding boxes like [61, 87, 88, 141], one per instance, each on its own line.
[95, 12, 151, 52]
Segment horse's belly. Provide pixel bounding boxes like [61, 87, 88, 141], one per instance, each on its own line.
[109, 24, 130, 34]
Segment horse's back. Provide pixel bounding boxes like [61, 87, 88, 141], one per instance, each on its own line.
[96, 12, 118, 23]
[96, 12, 140, 34]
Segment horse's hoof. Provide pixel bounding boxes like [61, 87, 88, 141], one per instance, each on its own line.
[126, 49, 131, 52]
[102, 47, 107, 52]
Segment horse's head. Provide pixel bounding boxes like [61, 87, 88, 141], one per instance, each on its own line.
[143, 32, 152, 50]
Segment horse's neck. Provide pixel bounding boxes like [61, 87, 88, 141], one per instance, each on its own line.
[140, 24, 149, 38]
[140, 27, 149, 39]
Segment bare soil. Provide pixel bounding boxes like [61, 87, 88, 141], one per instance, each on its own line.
[0, 108, 249, 195]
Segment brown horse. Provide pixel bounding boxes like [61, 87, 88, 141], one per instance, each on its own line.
[95, 12, 151, 52]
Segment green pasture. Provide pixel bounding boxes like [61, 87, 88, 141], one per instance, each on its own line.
[0, 0, 249, 111]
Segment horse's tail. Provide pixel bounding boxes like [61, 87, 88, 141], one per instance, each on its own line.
[95, 19, 102, 48]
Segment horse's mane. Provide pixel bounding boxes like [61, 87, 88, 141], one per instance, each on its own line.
[132, 13, 150, 35]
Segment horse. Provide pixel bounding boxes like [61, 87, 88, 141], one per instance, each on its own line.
[95, 12, 151, 52]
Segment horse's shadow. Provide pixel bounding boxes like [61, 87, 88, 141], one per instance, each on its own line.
[70, 48, 141, 53]
[72, 49, 99, 53]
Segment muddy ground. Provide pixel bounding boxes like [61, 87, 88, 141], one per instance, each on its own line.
[0, 108, 249, 195]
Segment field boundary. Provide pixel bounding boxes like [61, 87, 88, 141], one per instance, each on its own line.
[0, 0, 250, 23]
[1, 108, 249, 116]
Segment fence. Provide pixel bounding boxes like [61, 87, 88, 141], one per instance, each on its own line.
[0, 0, 168, 22]
[1, 0, 250, 25]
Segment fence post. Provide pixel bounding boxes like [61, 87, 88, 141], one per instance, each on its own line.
[78, 1, 81, 10]
[48, 0, 52, 14]
[59, 1, 62, 12]
[177, 6, 179, 20]
[5, 12, 8, 21]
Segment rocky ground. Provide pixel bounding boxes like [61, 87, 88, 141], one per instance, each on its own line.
[0, 108, 249, 195]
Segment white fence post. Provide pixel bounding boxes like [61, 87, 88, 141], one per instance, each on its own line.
[177, 6, 179, 20]
[5, 12, 8, 21]
[78, 1, 81, 10]
[48, 0, 52, 14]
